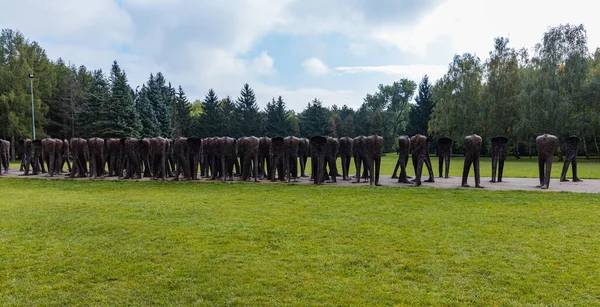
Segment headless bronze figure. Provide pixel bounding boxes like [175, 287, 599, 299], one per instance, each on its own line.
[391, 135, 411, 183]
[560, 135, 582, 182]
[461, 134, 483, 188]
[410, 134, 435, 187]
[437, 137, 452, 178]
[490, 136, 508, 183]
[536, 133, 558, 189]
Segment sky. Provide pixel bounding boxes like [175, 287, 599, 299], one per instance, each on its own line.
[1, 0, 600, 112]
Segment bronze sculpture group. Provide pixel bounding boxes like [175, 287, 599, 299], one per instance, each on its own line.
[0, 132, 587, 189]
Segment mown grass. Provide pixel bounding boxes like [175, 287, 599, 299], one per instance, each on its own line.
[1, 179, 599, 306]
[9, 154, 600, 179]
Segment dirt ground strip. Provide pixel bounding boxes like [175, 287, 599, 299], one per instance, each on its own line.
[1, 168, 598, 194]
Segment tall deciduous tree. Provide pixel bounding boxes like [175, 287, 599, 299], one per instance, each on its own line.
[430, 53, 484, 144]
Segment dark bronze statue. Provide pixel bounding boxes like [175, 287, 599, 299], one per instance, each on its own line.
[560, 135, 582, 182]
[437, 137, 452, 178]
[461, 134, 483, 188]
[391, 135, 411, 184]
[269, 137, 285, 182]
[536, 133, 558, 189]
[0, 139, 9, 175]
[19, 138, 32, 176]
[258, 137, 271, 180]
[410, 134, 434, 187]
[490, 136, 508, 183]
[338, 137, 353, 181]
[310, 136, 327, 185]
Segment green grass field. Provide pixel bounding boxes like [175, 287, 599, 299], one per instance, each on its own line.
[1, 179, 600, 305]
[12, 154, 600, 179]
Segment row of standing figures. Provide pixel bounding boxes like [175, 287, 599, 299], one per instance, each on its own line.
[0, 133, 582, 189]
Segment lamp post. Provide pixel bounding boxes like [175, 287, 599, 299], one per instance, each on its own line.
[28, 73, 35, 140]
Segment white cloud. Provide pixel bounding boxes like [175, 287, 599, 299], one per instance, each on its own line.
[302, 57, 329, 76]
[3, 0, 600, 114]
[336, 64, 447, 82]
[252, 52, 275, 75]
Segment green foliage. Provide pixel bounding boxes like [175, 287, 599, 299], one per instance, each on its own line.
[2, 178, 600, 305]
[135, 84, 160, 137]
[264, 96, 289, 137]
[100, 61, 141, 138]
[172, 85, 192, 137]
[220, 96, 241, 137]
[407, 75, 434, 137]
[236, 83, 261, 136]
[430, 53, 485, 145]
[299, 98, 331, 137]
[76, 69, 109, 138]
[195, 89, 223, 137]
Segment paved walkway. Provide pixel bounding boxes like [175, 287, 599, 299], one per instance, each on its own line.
[2, 168, 598, 193]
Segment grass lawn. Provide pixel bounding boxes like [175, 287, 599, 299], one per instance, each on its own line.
[1, 179, 599, 305]
[8, 154, 600, 179]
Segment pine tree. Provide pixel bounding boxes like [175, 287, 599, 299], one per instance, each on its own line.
[76, 69, 109, 138]
[171, 85, 192, 137]
[147, 72, 173, 138]
[236, 83, 261, 136]
[264, 96, 289, 137]
[101, 61, 141, 138]
[198, 89, 223, 137]
[135, 85, 160, 137]
[221, 96, 240, 137]
[407, 75, 434, 137]
[339, 114, 356, 137]
[299, 98, 331, 138]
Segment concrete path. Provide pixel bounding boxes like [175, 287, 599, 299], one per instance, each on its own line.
[2, 167, 598, 194]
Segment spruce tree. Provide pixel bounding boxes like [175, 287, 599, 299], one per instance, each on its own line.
[102, 60, 141, 138]
[236, 83, 261, 136]
[135, 85, 160, 137]
[172, 85, 192, 137]
[264, 96, 289, 137]
[147, 72, 173, 138]
[198, 89, 223, 137]
[76, 69, 109, 138]
[407, 75, 434, 137]
[221, 96, 240, 137]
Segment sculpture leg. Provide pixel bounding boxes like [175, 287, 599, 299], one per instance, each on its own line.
[490, 154, 497, 183]
[498, 158, 505, 182]
[444, 155, 450, 178]
[542, 157, 553, 189]
[374, 156, 381, 186]
[461, 156, 471, 187]
[560, 158, 571, 182]
[391, 156, 401, 179]
[413, 157, 423, 187]
[536, 156, 545, 188]
[474, 156, 483, 188]
[424, 156, 435, 183]
[351, 156, 361, 184]
[438, 155, 443, 178]
[572, 158, 582, 182]
[398, 153, 410, 184]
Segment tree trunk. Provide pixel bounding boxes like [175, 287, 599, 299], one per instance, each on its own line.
[10, 135, 16, 161]
[583, 136, 589, 159]
[594, 132, 600, 158]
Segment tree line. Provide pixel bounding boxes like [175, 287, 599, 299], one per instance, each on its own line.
[2, 23, 600, 159]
